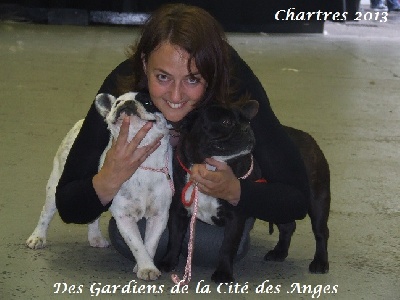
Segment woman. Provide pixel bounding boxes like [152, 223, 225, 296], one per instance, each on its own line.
[56, 4, 310, 264]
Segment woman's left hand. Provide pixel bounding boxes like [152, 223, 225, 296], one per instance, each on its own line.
[190, 158, 241, 205]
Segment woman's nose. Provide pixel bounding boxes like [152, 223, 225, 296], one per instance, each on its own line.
[169, 82, 182, 102]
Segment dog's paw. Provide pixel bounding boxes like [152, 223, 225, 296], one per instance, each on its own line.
[89, 236, 110, 248]
[157, 260, 177, 273]
[26, 235, 47, 249]
[264, 249, 288, 262]
[211, 270, 234, 284]
[309, 259, 329, 274]
[137, 267, 161, 281]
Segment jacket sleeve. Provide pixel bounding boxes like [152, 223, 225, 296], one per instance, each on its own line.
[228, 46, 310, 224]
[55, 59, 132, 224]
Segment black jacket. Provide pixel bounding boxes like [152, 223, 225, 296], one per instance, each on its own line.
[55, 46, 310, 224]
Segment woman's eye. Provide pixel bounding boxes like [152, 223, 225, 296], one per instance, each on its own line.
[187, 77, 200, 84]
[156, 74, 169, 82]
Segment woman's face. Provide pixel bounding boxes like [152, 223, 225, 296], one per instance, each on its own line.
[143, 42, 207, 123]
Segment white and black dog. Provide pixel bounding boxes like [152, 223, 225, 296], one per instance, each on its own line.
[26, 92, 173, 280]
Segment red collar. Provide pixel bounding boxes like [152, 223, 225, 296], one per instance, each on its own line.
[176, 153, 266, 207]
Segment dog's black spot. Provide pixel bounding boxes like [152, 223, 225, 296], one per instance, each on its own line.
[135, 92, 160, 113]
[116, 100, 138, 118]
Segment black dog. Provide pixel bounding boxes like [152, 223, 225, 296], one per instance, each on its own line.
[265, 126, 330, 274]
[159, 100, 261, 283]
[159, 102, 330, 282]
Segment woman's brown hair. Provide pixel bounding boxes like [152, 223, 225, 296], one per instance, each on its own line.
[119, 4, 231, 107]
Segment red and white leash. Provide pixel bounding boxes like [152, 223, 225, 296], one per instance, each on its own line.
[171, 182, 199, 286]
[171, 154, 257, 287]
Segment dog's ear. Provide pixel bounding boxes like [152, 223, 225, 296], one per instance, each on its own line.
[95, 93, 116, 117]
[241, 100, 259, 120]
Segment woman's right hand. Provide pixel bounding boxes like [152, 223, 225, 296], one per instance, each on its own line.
[93, 117, 162, 205]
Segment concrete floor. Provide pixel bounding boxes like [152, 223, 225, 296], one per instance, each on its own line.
[1, 10, 399, 300]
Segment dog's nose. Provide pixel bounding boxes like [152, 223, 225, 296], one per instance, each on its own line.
[117, 101, 137, 117]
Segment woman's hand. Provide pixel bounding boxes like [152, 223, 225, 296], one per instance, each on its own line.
[93, 117, 162, 205]
[189, 158, 241, 206]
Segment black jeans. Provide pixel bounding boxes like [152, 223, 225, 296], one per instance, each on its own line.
[108, 217, 255, 267]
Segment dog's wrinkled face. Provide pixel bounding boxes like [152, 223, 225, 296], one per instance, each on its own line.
[182, 100, 259, 163]
[95, 92, 168, 144]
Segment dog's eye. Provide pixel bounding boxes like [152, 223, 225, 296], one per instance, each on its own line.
[115, 100, 122, 106]
[222, 118, 233, 128]
[213, 144, 224, 151]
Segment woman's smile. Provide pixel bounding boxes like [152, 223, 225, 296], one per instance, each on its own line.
[165, 99, 187, 109]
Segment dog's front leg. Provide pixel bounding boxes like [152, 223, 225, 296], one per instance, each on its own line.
[158, 201, 190, 272]
[113, 215, 161, 280]
[211, 211, 247, 283]
[143, 213, 168, 260]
